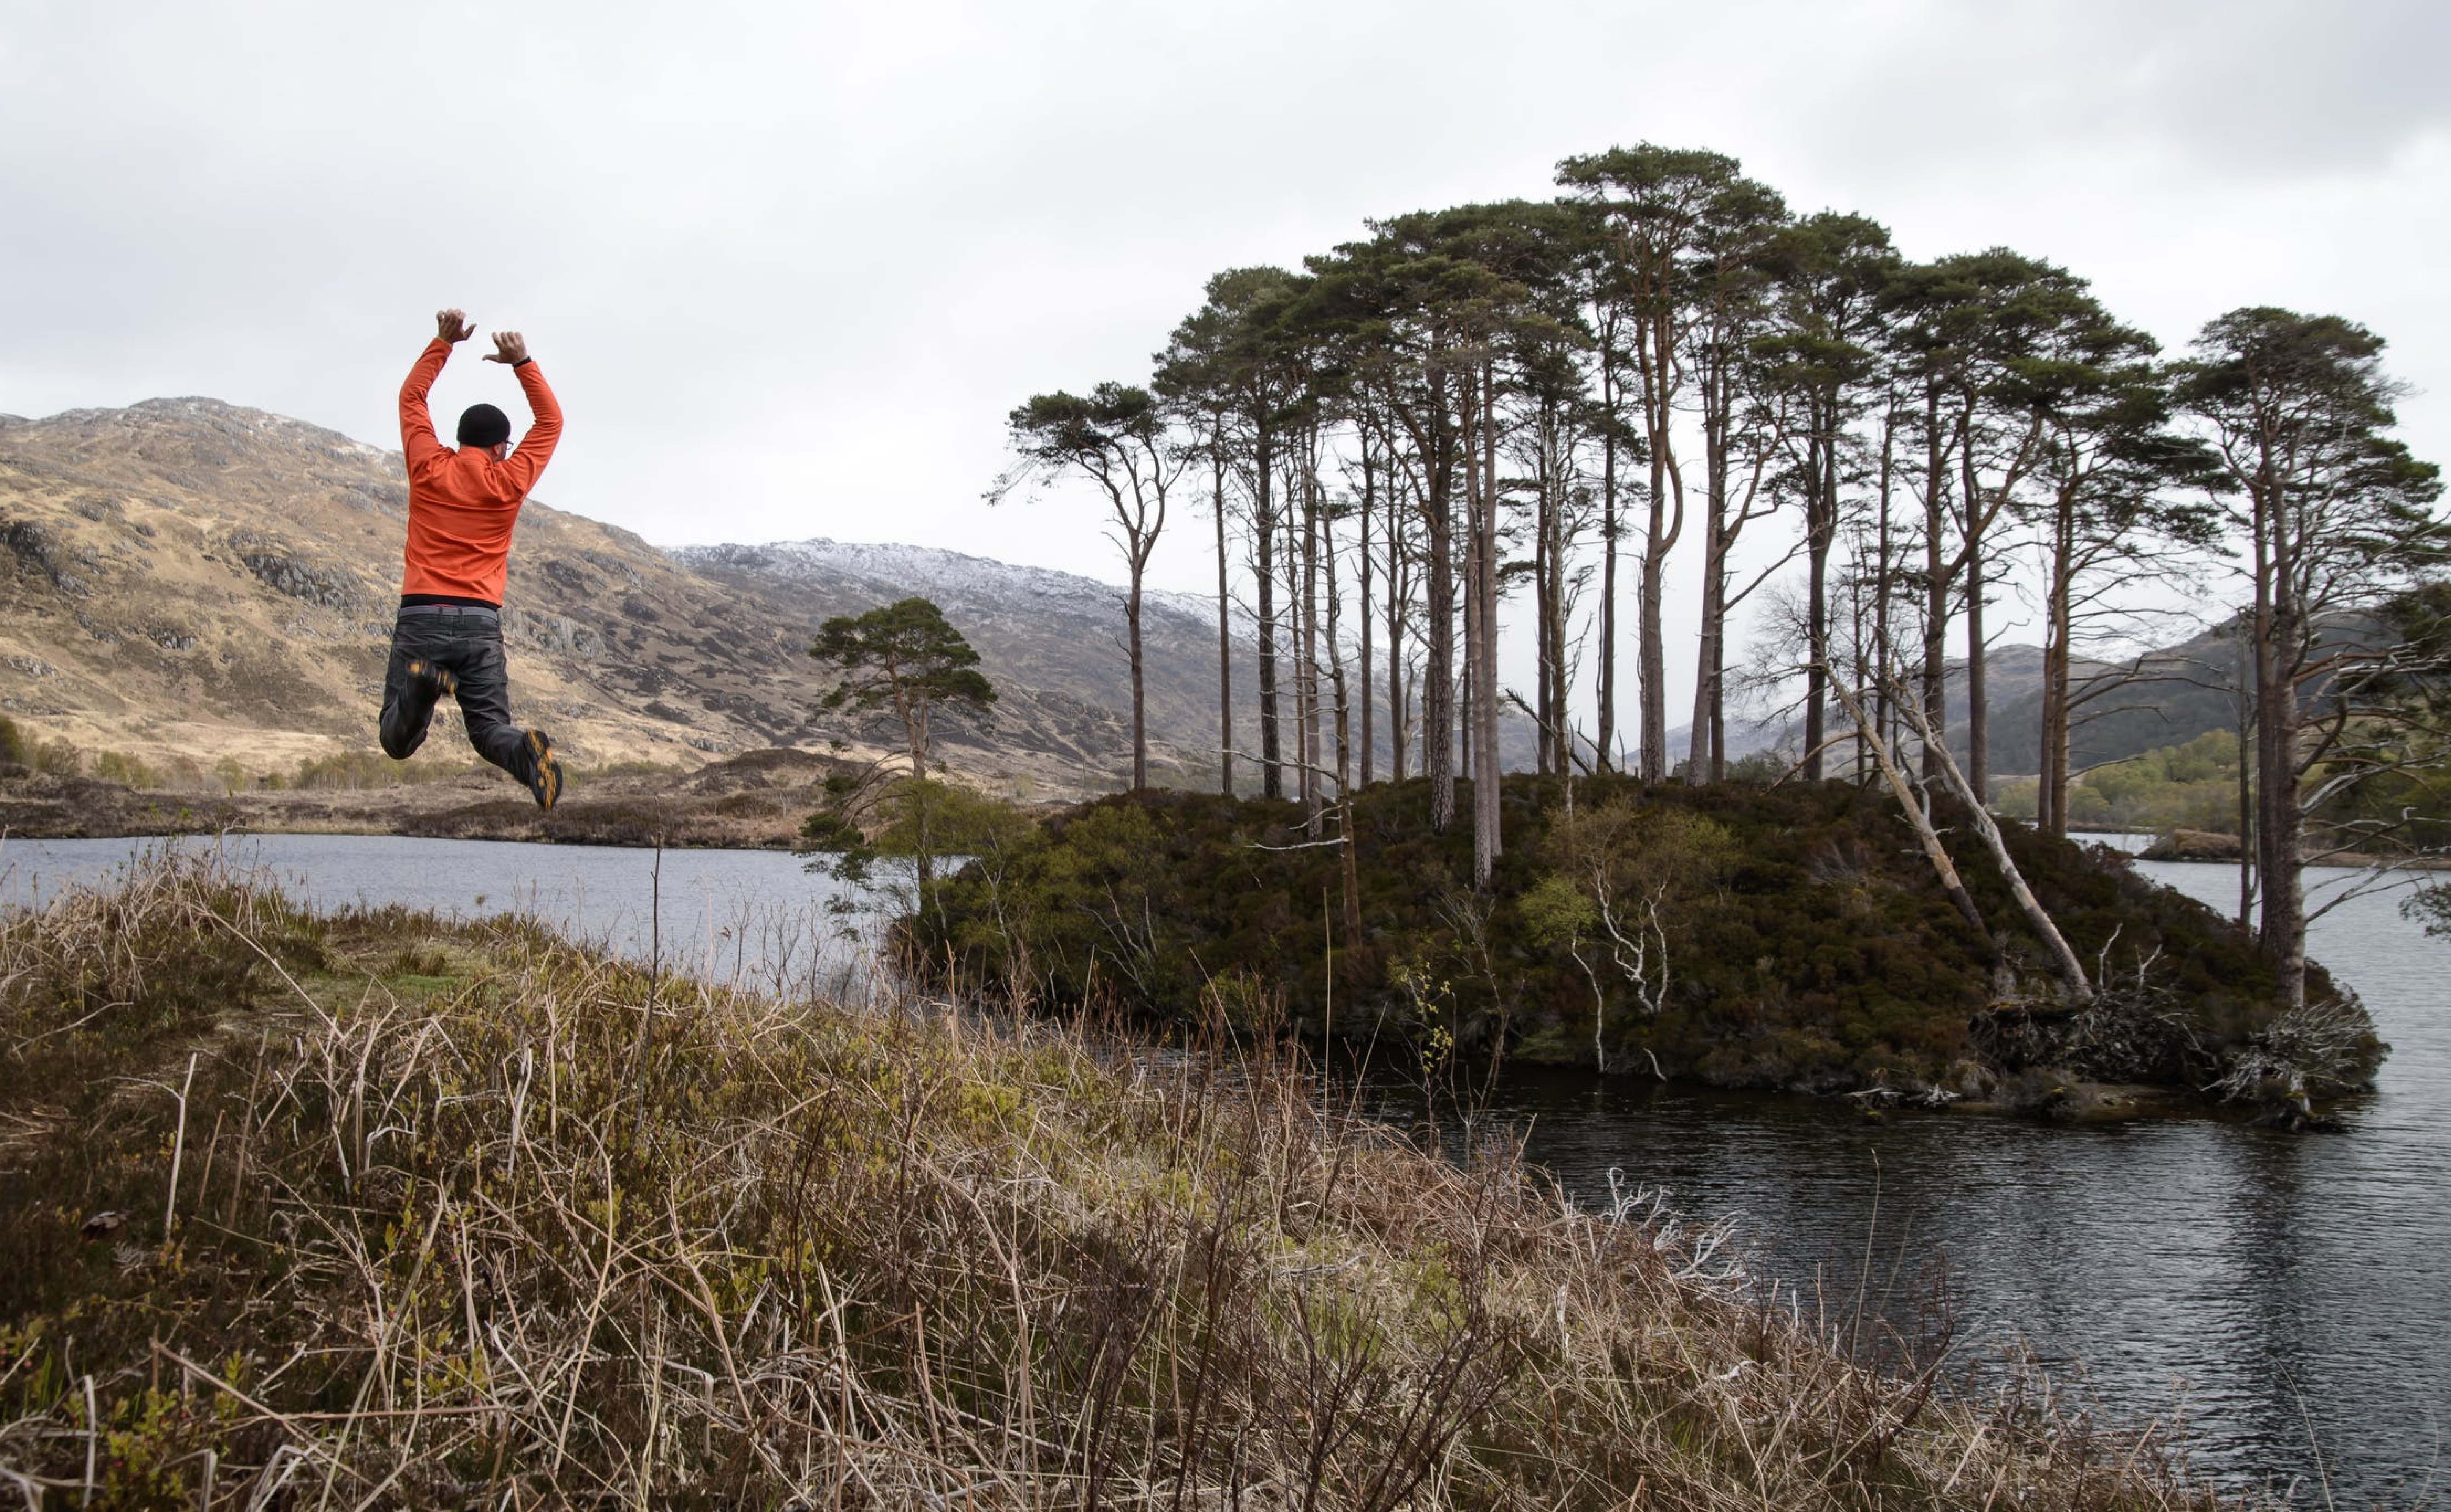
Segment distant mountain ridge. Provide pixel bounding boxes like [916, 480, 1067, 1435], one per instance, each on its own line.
[671, 537, 1224, 627]
[0, 397, 1240, 797]
[1704, 635, 2253, 779]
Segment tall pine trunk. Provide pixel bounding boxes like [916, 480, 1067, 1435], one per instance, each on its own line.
[1424, 433, 1456, 834]
[1964, 549, 1987, 803]
[1126, 574, 1147, 790]
[1870, 395, 1901, 781]
[1359, 432, 1376, 787]
[1254, 424, 1282, 799]
[1542, 410, 1573, 777]
[1300, 444, 1324, 837]
[1597, 333, 1621, 772]
[2254, 492, 2308, 1008]
[1321, 486, 1363, 937]
[1688, 357, 1729, 786]
[1687, 503, 1722, 784]
[1472, 365, 1504, 887]
[1534, 426, 1553, 780]
[1802, 416, 1836, 781]
[1637, 307, 1680, 782]
[2037, 494, 2075, 838]
[1211, 436, 1234, 795]
[1959, 421, 1992, 804]
[1919, 385, 1951, 783]
[1386, 463, 1409, 783]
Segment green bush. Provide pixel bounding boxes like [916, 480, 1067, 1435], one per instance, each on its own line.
[93, 750, 160, 789]
[291, 748, 484, 790]
[1996, 729, 2246, 833]
[25, 736, 81, 776]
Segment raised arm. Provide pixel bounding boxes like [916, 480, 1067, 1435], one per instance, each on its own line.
[484, 329, 564, 498]
[400, 309, 473, 472]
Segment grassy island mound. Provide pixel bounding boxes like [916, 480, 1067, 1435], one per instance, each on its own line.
[0, 852, 2239, 1508]
[910, 778, 2379, 1118]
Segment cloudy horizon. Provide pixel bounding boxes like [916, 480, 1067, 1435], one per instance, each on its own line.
[6, 0, 2445, 717]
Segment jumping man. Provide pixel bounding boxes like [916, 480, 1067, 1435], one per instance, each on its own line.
[378, 307, 565, 808]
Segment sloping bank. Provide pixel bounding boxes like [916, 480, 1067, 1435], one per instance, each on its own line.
[908, 777, 2377, 1122]
[0, 851, 2234, 1507]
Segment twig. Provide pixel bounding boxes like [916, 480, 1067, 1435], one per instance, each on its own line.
[165, 1051, 197, 1233]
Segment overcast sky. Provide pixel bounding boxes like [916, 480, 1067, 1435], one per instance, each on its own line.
[5, 0, 2446, 721]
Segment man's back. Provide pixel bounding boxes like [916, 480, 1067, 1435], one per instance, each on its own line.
[397, 330, 563, 604]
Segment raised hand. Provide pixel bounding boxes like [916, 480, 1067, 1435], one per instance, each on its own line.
[436, 308, 476, 344]
[484, 330, 530, 366]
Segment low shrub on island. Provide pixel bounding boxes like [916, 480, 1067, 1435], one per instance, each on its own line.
[906, 777, 2380, 1117]
[0, 851, 2238, 1507]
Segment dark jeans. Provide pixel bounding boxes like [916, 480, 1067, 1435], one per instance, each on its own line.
[378, 606, 532, 778]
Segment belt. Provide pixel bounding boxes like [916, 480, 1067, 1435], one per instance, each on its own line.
[397, 603, 500, 621]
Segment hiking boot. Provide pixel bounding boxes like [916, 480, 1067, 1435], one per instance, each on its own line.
[521, 729, 561, 812]
[405, 659, 457, 699]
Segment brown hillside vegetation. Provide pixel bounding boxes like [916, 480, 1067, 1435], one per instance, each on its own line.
[0, 745, 855, 848]
[0, 852, 2236, 1508]
[0, 398, 1234, 800]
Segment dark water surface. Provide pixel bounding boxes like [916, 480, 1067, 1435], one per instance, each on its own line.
[1376, 856, 2449, 1506]
[3, 835, 2443, 1503]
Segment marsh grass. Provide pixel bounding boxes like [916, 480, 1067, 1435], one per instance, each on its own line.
[0, 850, 2238, 1509]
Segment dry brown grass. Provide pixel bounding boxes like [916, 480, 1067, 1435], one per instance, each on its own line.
[0, 851, 2242, 1509]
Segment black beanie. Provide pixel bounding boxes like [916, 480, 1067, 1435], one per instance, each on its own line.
[457, 403, 511, 449]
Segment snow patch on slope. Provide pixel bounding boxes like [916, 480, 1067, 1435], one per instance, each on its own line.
[668, 537, 1228, 631]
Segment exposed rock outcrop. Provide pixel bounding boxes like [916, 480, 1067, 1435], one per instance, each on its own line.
[2141, 828, 2244, 861]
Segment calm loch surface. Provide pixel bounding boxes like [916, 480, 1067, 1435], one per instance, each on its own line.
[5, 836, 2443, 1502]
[1393, 858, 2449, 1505]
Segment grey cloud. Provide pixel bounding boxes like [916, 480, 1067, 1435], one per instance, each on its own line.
[1, 0, 2440, 651]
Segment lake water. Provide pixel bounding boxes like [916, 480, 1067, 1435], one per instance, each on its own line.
[1375, 855, 2448, 1507]
[1, 833, 2441, 1504]
[0, 833, 894, 1006]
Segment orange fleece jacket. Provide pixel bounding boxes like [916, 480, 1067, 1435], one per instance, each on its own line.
[396, 338, 564, 604]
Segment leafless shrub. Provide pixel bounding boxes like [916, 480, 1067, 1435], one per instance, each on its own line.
[1977, 942, 2207, 1086]
[2206, 994, 2376, 1114]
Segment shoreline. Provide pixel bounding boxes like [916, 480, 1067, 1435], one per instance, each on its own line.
[0, 747, 829, 850]
[10, 767, 2440, 874]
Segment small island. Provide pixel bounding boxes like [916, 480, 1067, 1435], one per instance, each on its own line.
[905, 776, 2377, 1126]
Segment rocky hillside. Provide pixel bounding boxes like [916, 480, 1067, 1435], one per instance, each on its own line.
[1702, 638, 2251, 778]
[672, 539, 1250, 790]
[0, 398, 1241, 798]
